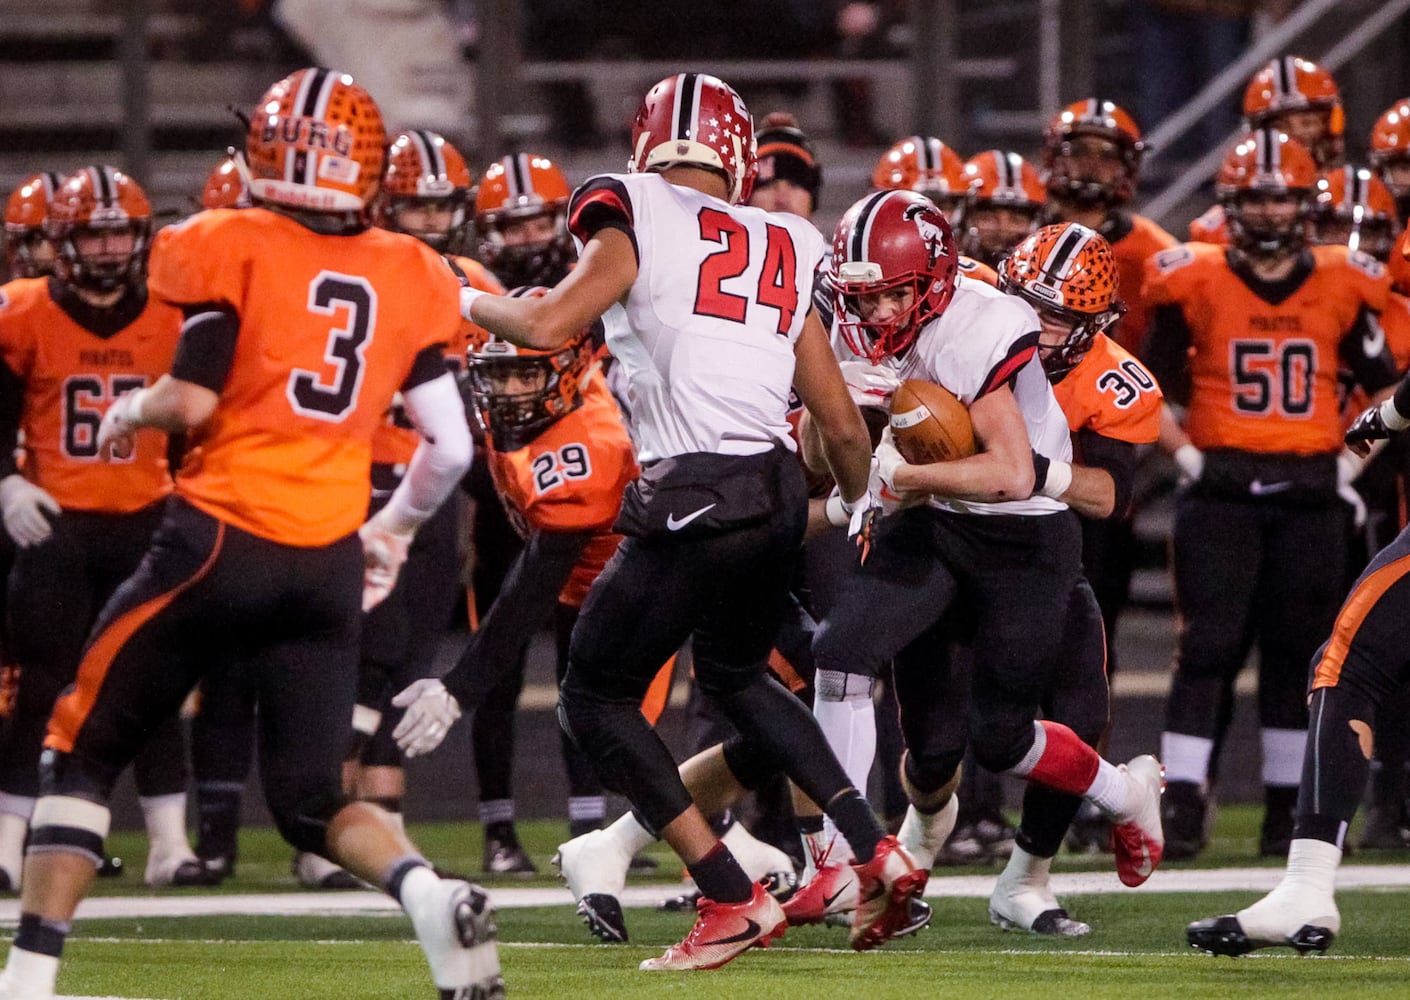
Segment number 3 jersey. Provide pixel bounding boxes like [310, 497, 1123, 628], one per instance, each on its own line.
[0, 277, 180, 512]
[487, 369, 638, 607]
[567, 172, 825, 463]
[148, 207, 462, 546]
[1143, 242, 1395, 455]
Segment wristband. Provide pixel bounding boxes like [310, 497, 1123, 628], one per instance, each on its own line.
[1380, 397, 1410, 432]
[1038, 459, 1072, 499]
[824, 493, 849, 528]
[460, 286, 489, 322]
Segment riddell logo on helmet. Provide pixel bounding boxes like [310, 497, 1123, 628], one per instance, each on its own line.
[260, 116, 353, 157]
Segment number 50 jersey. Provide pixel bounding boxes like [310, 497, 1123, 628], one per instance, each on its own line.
[148, 208, 463, 546]
[567, 172, 826, 463]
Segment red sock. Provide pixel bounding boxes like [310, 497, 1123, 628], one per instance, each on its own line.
[1009, 721, 1100, 795]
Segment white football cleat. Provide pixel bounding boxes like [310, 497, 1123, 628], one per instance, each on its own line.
[144, 846, 207, 887]
[720, 821, 797, 888]
[897, 796, 958, 871]
[292, 850, 366, 890]
[553, 827, 632, 943]
[404, 873, 504, 998]
[989, 846, 1090, 936]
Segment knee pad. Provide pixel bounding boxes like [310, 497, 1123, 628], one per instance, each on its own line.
[901, 748, 963, 807]
[721, 735, 782, 791]
[28, 784, 110, 867]
[900, 750, 961, 812]
[269, 787, 348, 857]
[361, 724, 404, 769]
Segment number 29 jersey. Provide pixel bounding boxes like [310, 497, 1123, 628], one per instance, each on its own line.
[148, 208, 463, 546]
[567, 172, 826, 463]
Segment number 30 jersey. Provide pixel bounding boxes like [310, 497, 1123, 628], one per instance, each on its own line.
[148, 207, 462, 546]
[0, 277, 180, 512]
[567, 172, 826, 463]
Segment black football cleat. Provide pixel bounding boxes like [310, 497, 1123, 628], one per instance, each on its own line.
[576, 892, 629, 943]
[1187, 914, 1336, 957]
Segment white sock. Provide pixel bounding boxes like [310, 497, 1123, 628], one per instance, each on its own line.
[1161, 731, 1212, 786]
[813, 670, 876, 798]
[140, 794, 193, 857]
[602, 811, 656, 857]
[1283, 838, 1341, 895]
[819, 817, 854, 863]
[999, 844, 1050, 886]
[397, 862, 440, 911]
[1261, 728, 1307, 786]
[2, 947, 59, 995]
[1083, 759, 1132, 819]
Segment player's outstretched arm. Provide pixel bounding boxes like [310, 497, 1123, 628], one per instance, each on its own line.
[1347, 376, 1410, 456]
[96, 373, 217, 459]
[461, 228, 638, 351]
[792, 309, 871, 503]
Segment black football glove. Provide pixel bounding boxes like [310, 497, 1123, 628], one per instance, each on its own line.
[1345, 403, 1391, 456]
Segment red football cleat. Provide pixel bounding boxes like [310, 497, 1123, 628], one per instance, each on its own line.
[849, 835, 928, 951]
[781, 836, 859, 926]
[1111, 754, 1165, 887]
[639, 881, 787, 971]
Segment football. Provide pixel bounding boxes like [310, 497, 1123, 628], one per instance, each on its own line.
[889, 379, 976, 464]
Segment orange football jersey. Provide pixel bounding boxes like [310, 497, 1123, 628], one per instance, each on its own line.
[370, 253, 501, 468]
[957, 255, 998, 288]
[1144, 242, 1390, 454]
[1107, 213, 1178, 355]
[488, 369, 636, 607]
[1188, 204, 1230, 246]
[1053, 332, 1163, 443]
[0, 277, 180, 512]
[147, 207, 461, 546]
[1382, 290, 1410, 372]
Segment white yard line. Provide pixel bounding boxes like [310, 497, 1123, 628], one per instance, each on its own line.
[5, 864, 1410, 922]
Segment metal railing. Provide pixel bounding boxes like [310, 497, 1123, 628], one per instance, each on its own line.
[1141, 0, 1410, 226]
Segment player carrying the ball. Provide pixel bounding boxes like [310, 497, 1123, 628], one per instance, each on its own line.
[789, 191, 1166, 925]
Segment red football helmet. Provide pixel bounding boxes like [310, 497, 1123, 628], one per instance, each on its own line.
[872, 136, 968, 220]
[201, 150, 252, 211]
[464, 287, 594, 450]
[999, 223, 1123, 379]
[4, 171, 64, 278]
[1042, 99, 1146, 207]
[1216, 128, 1317, 256]
[376, 130, 472, 251]
[630, 73, 756, 204]
[831, 190, 959, 363]
[474, 153, 574, 287]
[245, 67, 386, 214]
[1242, 56, 1344, 168]
[1311, 166, 1400, 261]
[45, 165, 153, 294]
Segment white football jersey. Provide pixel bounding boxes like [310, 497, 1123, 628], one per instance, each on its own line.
[568, 172, 826, 463]
[831, 274, 1072, 516]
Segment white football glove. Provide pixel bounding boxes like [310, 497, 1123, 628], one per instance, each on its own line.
[1173, 443, 1204, 486]
[874, 427, 907, 493]
[96, 388, 145, 460]
[0, 474, 60, 548]
[391, 678, 462, 758]
[358, 510, 414, 612]
[838, 360, 900, 410]
[1337, 449, 1368, 530]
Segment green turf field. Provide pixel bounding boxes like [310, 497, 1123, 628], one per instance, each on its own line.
[6, 808, 1410, 1000]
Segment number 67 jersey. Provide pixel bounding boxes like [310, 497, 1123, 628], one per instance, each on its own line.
[148, 207, 462, 546]
[567, 172, 826, 463]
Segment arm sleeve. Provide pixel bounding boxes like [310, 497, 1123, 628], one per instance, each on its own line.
[0, 360, 24, 479]
[376, 372, 474, 534]
[169, 305, 240, 393]
[1141, 304, 1194, 406]
[567, 176, 639, 263]
[439, 528, 593, 707]
[1076, 428, 1139, 519]
[1339, 306, 1399, 396]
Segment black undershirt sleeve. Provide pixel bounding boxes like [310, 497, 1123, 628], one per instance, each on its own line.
[0, 360, 24, 479]
[1077, 429, 1139, 519]
[1141, 304, 1194, 407]
[170, 305, 239, 393]
[439, 528, 593, 708]
[401, 344, 449, 392]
